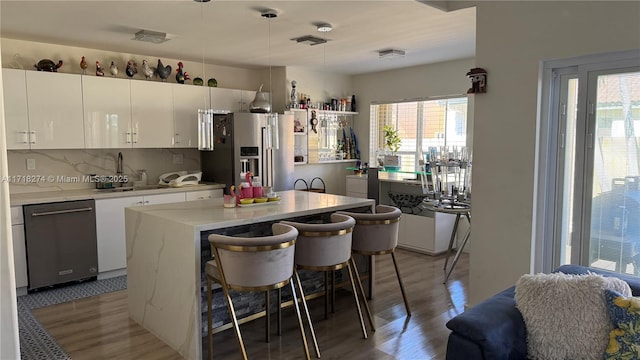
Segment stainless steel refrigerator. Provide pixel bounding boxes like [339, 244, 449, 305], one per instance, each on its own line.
[200, 112, 294, 193]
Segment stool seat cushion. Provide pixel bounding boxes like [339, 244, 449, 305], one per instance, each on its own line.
[337, 205, 401, 253]
[282, 214, 355, 268]
[208, 223, 298, 289]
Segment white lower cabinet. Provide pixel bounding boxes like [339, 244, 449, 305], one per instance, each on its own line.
[95, 192, 187, 275]
[185, 189, 222, 201]
[346, 175, 368, 198]
[397, 212, 456, 255]
[10, 206, 28, 289]
[96, 196, 144, 274]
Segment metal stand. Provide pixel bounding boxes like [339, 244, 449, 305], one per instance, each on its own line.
[425, 203, 471, 283]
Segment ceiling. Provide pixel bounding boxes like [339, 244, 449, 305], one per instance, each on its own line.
[0, 0, 476, 75]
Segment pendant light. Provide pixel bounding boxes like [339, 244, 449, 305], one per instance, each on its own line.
[197, 0, 214, 151]
[262, 9, 279, 150]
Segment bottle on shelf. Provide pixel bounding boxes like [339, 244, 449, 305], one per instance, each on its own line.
[351, 95, 356, 112]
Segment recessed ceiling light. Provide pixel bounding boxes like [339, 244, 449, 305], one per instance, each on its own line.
[132, 30, 169, 44]
[193, 0, 210, 2]
[261, 9, 279, 19]
[317, 23, 333, 32]
[291, 35, 329, 46]
[378, 49, 406, 60]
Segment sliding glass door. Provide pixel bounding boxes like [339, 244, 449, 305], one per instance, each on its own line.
[585, 69, 640, 275]
[555, 65, 640, 275]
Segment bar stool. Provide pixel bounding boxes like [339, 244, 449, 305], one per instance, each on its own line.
[281, 213, 369, 357]
[206, 223, 311, 360]
[337, 204, 411, 323]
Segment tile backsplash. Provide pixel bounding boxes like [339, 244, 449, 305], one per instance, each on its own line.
[7, 148, 200, 194]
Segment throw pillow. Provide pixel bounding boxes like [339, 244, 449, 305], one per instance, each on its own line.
[514, 272, 632, 360]
[603, 289, 640, 360]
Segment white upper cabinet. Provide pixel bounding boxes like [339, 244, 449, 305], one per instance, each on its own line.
[26, 71, 85, 149]
[172, 84, 209, 148]
[3, 69, 30, 150]
[83, 76, 132, 148]
[210, 87, 242, 113]
[130, 80, 174, 148]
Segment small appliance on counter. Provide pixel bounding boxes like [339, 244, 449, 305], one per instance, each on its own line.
[158, 171, 202, 187]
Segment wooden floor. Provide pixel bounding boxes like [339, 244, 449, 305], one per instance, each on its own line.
[33, 249, 469, 360]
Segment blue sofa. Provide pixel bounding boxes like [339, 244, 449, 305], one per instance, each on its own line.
[445, 265, 640, 360]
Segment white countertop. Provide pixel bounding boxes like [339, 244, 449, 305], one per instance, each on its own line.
[125, 190, 375, 232]
[10, 183, 225, 206]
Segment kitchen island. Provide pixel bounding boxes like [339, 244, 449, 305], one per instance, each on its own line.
[124, 190, 374, 360]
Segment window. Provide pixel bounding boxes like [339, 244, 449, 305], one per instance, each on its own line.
[369, 97, 468, 172]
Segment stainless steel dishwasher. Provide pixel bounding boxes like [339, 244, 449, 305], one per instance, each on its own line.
[23, 199, 98, 290]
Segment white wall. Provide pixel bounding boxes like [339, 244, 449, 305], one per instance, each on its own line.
[0, 38, 21, 360]
[470, 1, 640, 305]
[352, 58, 475, 164]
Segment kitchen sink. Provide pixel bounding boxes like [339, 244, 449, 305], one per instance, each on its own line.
[97, 185, 163, 192]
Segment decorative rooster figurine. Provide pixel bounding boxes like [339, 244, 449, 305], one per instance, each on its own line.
[95, 61, 104, 76]
[141, 59, 154, 80]
[175, 62, 190, 84]
[79, 56, 88, 74]
[155, 59, 171, 82]
[109, 61, 118, 77]
[125, 60, 137, 78]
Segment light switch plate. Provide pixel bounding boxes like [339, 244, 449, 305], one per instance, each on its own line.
[173, 154, 183, 165]
[26, 159, 36, 170]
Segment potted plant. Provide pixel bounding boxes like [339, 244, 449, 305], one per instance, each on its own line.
[382, 125, 402, 169]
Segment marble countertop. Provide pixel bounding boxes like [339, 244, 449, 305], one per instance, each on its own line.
[125, 190, 375, 232]
[10, 183, 225, 206]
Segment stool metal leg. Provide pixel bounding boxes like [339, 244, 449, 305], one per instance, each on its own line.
[214, 249, 248, 360]
[390, 251, 412, 316]
[265, 290, 270, 342]
[346, 261, 368, 339]
[324, 271, 329, 320]
[295, 270, 320, 358]
[350, 257, 375, 331]
[290, 279, 311, 360]
[277, 288, 282, 336]
[206, 276, 213, 360]
[331, 270, 336, 314]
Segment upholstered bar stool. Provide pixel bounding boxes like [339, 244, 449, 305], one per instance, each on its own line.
[206, 223, 312, 360]
[337, 204, 411, 324]
[282, 213, 369, 356]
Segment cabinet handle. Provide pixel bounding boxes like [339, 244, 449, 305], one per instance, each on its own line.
[29, 131, 36, 144]
[136, 201, 144, 205]
[133, 132, 138, 144]
[144, 200, 149, 204]
[32, 207, 93, 217]
[19, 131, 29, 144]
[126, 132, 132, 144]
[175, 133, 180, 144]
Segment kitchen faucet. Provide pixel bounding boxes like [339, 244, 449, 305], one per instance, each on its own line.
[117, 152, 123, 175]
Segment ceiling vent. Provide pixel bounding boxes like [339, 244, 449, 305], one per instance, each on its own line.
[291, 35, 328, 46]
[378, 49, 406, 59]
[132, 30, 169, 44]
